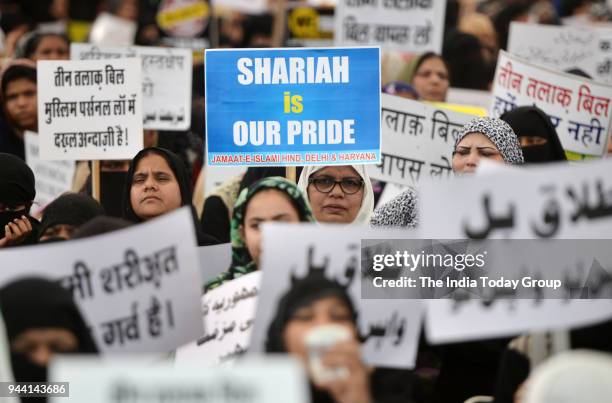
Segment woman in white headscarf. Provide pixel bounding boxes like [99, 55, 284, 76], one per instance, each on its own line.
[297, 165, 374, 226]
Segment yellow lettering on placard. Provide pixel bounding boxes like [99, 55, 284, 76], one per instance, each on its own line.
[157, 2, 209, 29]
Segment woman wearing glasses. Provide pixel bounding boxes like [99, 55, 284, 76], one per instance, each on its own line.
[370, 117, 524, 228]
[297, 166, 375, 225]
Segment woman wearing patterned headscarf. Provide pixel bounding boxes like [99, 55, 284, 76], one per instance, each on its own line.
[451, 116, 524, 172]
[205, 177, 315, 291]
[370, 117, 524, 228]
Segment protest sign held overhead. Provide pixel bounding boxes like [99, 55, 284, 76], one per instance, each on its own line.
[37, 59, 143, 161]
[334, 0, 446, 52]
[420, 158, 612, 239]
[71, 43, 193, 131]
[251, 224, 423, 369]
[490, 51, 612, 157]
[367, 94, 473, 186]
[51, 357, 309, 403]
[0, 208, 203, 354]
[176, 271, 260, 366]
[286, 5, 335, 47]
[205, 47, 381, 166]
[154, 0, 211, 49]
[24, 131, 75, 215]
[507, 22, 612, 85]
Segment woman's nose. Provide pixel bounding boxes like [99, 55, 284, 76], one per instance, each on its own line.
[466, 150, 480, 167]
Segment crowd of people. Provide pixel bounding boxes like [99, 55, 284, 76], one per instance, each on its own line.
[1, 0, 612, 402]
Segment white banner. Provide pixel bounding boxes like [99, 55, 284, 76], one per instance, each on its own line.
[446, 88, 492, 110]
[71, 44, 192, 131]
[334, 0, 446, 52]
[24, 131, 75, 215]
[251, 224, 424, 369]
[176, 271, 260, 366]
[0, 208, 202, 354]
[50, 356, 309, 403]
[426, 299, 612, 344]
[490, 51, 612, 156]
[420, 158, 612, 239]
[37, 59, 143, 160]
[367, 94, 472, 186]
[507, 22, 612, 85]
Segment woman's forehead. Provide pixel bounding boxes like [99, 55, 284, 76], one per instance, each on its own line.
[135, 153, 173, 172]
[315, 165, 360, 177]
[457, 132, 498, 149]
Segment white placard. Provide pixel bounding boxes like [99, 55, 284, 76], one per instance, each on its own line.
[507, 22, 612, 84]
[420, 158, 612, 239]
[176, 271, 260, 366]
[367, 94, 472, 186]
[0, 208, 203, 354]
[50, 356, 309, 403]
[0, 314, 14, 386]
[213, 0, 269, 14]
[426, 299, 612, 344]
[71, 44, 193, 131]
[446, 88, 493, 110]
[490, 51, 612, 156]
[334, 0, 446, 52]
[37, 59, 143, 160]
[198, 243, 232, 285]
[24, 131, 75, 215]
[251, 224, 424, 369]
[599, 30, 612, 83]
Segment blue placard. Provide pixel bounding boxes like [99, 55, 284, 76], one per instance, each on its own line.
[205, 47, 381, 166]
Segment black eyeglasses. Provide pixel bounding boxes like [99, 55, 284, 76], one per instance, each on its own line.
[308, 177, 364, 195]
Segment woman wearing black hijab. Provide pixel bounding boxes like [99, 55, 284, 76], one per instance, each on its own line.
[0, 278, 98, 388]
[38, 192, 105, 242]
[265, 270, 418, 403]
[123, 147, 218, 246]
[0, 152, 39, 247]
[501, 106, 567, 163]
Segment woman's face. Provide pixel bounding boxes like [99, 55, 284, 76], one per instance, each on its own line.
[12, 327, 78, 367]
[130, 153, 182, 221]
[241, 189, 301, 267]
[282, 296, 357, 363]
[31, 36, 69, 61]
[411, 57, 449, 102]
[307, 166, 364, 224]
[452, 132, 504, 174]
